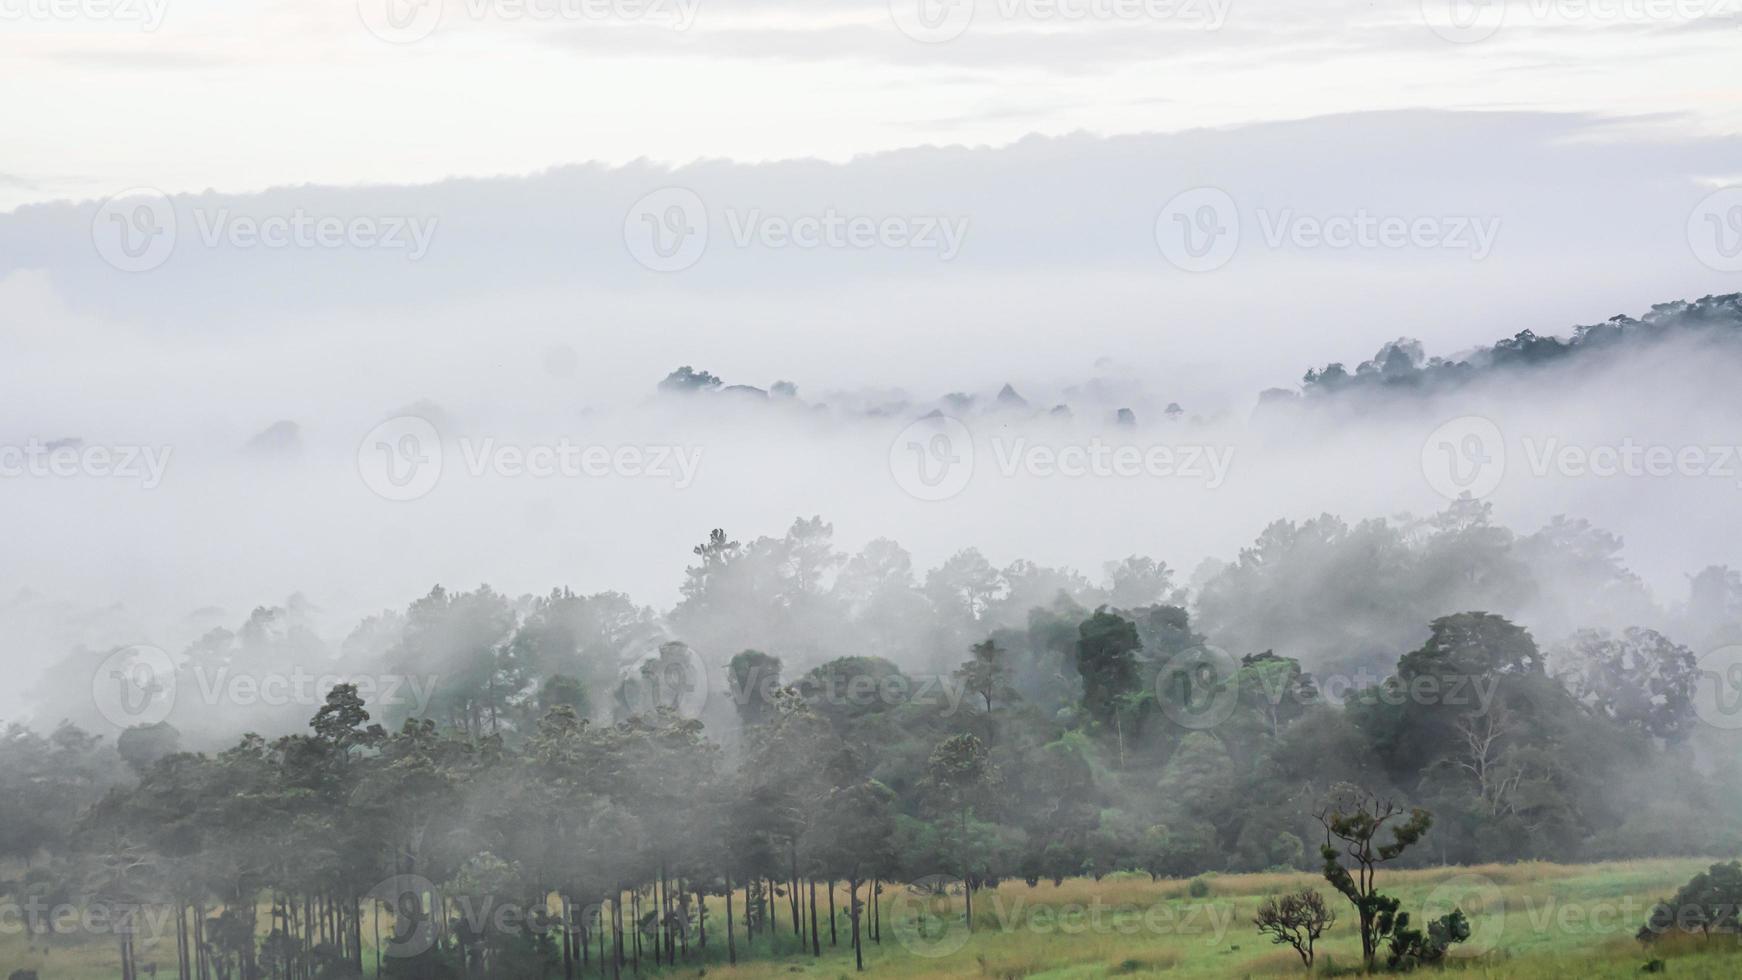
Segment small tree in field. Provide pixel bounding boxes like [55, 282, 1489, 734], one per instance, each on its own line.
[1316, 784, 1433, 971]
[1639, 861, 1742, 943]
[1254, 888, 1335, 968]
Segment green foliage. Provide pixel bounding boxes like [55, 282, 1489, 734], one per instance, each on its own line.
[1317, 786, 1435, 971]
[1384, 907, 1470, 969]
[1640, 861, 1742, 942]
[13, 509, 1742, 978]
[1075, 608, 1141, 727]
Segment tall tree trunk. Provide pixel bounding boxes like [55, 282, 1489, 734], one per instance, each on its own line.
[373, 897, 382, 980]
[631, 887, 642, 972]
[828, 880, 837, 945]
[808, 879, 819, 957]
[654, 870, 665, 966]
[611, 890, 623, 980]
[695, 884, 706, 949]
[661, 870, 675, 960]
[561, 895, 575, 980]
[353, 890, 364, 975]
[960, 808, 974, 933]
[849, 877, 863, 972]
[195, 903, 209, 980]
[725, 872, 736, 966]
[176, 901, 190, 980]
[579, 897, 590, 971]
[663, 865, 675, 963]
[788, 843, 802, 937]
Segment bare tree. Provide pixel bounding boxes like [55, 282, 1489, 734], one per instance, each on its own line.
[1443, 707, 1527, 818]
[1253, 888, 1335, 968]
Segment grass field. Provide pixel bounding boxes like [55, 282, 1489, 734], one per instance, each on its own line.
[7, 859, 1742, 978]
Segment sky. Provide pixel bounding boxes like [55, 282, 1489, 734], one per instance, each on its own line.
[3, 0, 1741, 211]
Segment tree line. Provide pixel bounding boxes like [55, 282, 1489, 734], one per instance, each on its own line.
[5, 503, 1742, 978]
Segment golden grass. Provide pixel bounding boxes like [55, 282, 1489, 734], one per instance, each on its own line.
[3, 857, 1734, 980]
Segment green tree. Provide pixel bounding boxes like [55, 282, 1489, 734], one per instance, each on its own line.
[1316, 785, 1434, 971]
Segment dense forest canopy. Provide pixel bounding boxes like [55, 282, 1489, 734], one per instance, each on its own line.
[1282, 293, 1742, 403]
[7, 492, 1742, 977]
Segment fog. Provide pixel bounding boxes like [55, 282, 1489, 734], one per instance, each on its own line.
[3, 108, 1741, 725]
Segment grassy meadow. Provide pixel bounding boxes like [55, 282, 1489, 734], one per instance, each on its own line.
[7, 859, 1742, 978]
